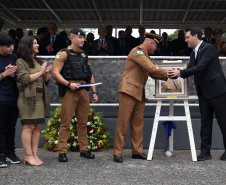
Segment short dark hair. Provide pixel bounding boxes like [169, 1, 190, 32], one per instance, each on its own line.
[59, 31, 68, 37]
[8, 29, 16, 35]
[204, 27, 212, 33]
[118, 30, 125, 36]
[0, 32, 14, 46]
[106, 25, 112, 30]
[186, 27, 202, 40]
[16, 28, 23, 32]
[37, 27, 48, 35]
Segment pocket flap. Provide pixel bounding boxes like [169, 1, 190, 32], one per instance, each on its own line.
[126, 78, 140, 87]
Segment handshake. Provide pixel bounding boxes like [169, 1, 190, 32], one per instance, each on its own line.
[167, 68, 181, 79]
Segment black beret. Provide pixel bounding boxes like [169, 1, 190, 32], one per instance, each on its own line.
[144, 32, 163, 44]
[70, 28, 85, 37]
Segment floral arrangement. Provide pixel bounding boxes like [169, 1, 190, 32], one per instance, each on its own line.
[41, 106, 111, 152]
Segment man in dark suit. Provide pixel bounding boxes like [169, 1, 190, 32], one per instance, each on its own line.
[202, 27, 215, 44]
[59, 31, 71, 47]
[168, 27, 226, 161]
[36, 27, 49, 55]
[135, 26, 145, 45]
[115, 30, 129, 56]
[172, 30, 192, 56]
[124, 26, 137, 55]
[81, 32, 94, 55]
[105, 25, 118, 55]
[14, 28, 24, 51]
[43, 23, 66, 55]
[159, 32, 172, 56]
[90, 27, 114, 56]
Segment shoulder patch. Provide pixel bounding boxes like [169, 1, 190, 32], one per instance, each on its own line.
[55, 55, 60, 59]
[137, 50, 143, 55]
[81, 53, 86, 57]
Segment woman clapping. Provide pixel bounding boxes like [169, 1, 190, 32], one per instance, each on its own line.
[16, 36, 52, 166]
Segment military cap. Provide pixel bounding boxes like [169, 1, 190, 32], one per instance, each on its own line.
[70, 28, 85, 37]
[144, 32, 163, 44]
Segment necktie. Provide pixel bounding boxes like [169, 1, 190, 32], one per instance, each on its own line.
[193, 50, 198, 65]
[51, 36, 55, 45]
[191, 51, 196, 65]
[101, 39, 104, 45]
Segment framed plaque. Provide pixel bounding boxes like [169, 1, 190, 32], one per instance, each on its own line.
[155, 62, 188, 98]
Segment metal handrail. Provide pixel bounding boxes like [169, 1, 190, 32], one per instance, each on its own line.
[51, 102, 199, 107]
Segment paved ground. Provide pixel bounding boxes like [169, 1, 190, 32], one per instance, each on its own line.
[0, 148, 226, 185]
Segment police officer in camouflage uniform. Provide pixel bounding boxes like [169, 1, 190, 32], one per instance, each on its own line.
[52, 28, 98, 162]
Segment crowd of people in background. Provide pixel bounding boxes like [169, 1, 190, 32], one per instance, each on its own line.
[0, 20, 226, 167]
[4, 24, 226, 57]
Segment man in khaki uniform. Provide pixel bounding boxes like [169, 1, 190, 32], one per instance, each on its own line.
[113, 33, 169, 163]
[52, 28, 98, 162]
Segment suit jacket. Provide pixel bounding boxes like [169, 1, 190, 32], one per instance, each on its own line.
[105, 35, 118, 55]
[90, 38, 114, 56]
[172, 38, 192, 56]
[81, 41, 91, 55]
[202, 37, 215, 44]
[118, 45, 168, 101]
[115, 39, 131, 56]
[125, 36, 137, 55]
[180, 42, 226, 99]
[44, 35, 67, 55]
[159, 40, 172, 56]
[36, 36, 48, 55]
[135, 36, 145, 45]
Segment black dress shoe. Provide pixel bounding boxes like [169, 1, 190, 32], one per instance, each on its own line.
[58, 153, 68, 162]
[113, 155, 123, 163]
[197, 153, 212, 161]
[80, 151, 95, 159]
[132, 153, 147, 160]
[220, 151, 226, 160]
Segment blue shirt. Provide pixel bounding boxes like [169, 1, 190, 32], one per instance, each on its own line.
[0, 53, 19, 102]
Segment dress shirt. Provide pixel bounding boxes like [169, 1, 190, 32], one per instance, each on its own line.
[51, 35, 56, 45]
[100, 38, 105, 45]
[194, 40, 203, 59]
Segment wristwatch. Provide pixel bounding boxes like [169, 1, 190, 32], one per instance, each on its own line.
[93, 92, 98, 95]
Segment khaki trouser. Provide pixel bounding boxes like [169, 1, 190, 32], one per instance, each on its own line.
[58, 89, 89, 154]
[113, 92, 145, 156]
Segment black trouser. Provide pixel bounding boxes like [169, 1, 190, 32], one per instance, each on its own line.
[0, 101, 19, 154]
[199, 92, 226, 154]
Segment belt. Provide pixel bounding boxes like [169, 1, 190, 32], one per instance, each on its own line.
[36, 88, 44, 93]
